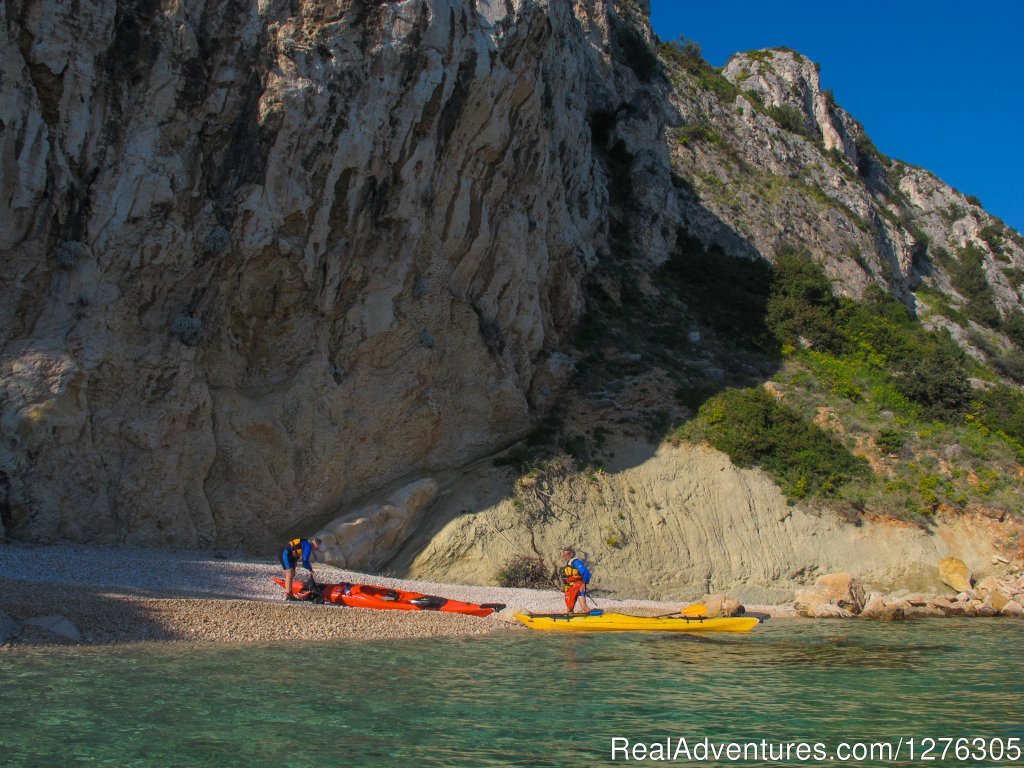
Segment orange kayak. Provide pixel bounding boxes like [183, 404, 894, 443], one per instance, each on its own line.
[271, 578, 504, 617]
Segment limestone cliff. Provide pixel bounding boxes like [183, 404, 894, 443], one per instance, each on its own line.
[1, 0, 678, 546]
[2, 0, 1022, 598]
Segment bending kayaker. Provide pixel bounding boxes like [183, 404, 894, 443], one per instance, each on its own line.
[280, 537, 321, 601]
[560, 546, 591, 613]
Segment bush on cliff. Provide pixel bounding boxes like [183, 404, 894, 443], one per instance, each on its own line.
[694, 387, 869, 499]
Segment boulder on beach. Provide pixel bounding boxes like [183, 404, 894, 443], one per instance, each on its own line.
[0, 609, 16, 644]
[813, 572, 865, 614]
[859, 594, 911, 621]
[928, 596, 977, 617]
[701, 594, 744, 618]
[316, 479, 439, 570]
[792, 572, 866, 618]
[793, 589, 855, 618]
[975, 576, 1012, 611]
[938, 557, 973, 594]
[1000, 600, 1024, 618]
[974, 598, 998, 617]
[22, 614, 82, 642]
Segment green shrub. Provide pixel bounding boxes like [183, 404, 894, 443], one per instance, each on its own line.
[951, 243, 1000, 328]
[55, 240, 90, 269]
[766, 245, 843, 351]
[768, 103, 807, 135]
[892, 329, 971, 421]
[676, 123, 722, 146]
[171, 314, 203, 346]
[659, 36, 740, 101]
[496, 556, 553, 588]
[915, 285, 968, 327]
[971, 385, 1024, 446]
[1004, 310, 1024, 350]
[979, 223, 1006, 258]
[696, 387, 869, 499]
[876, 429, 907, 455]
[203, 226, 231, 256]
[1003, 268, 1024, 290]
[854, 132, 890, 172]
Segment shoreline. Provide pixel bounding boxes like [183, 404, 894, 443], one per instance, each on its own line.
[3, 542, 776, 648]
[10, 541, 1016, 648]
[0, 577, 511, 648]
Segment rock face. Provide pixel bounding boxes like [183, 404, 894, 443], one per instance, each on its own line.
[2, 0, 1022, 593]
[704, 49, 1024, 315]
[0, 0, 678, 547]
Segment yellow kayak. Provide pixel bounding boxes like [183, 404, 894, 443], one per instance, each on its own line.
[514, 611, 761, 633]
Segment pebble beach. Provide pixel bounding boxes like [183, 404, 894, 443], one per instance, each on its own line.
[0, 542, 697, 647]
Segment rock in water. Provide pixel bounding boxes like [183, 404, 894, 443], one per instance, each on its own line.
[813, 572, 865, 614]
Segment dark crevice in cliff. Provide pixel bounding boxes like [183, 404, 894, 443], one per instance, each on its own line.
[0, 471, 13, 539]
[104, 0, 163, 86]
[436, 51, 478, 151]
[589, 106, 636, 253]
[609, 13, 662, 84]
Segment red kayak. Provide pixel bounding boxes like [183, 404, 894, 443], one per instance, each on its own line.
[272, 578, 504, 617]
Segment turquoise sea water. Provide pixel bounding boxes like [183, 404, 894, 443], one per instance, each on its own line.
[2, 619, 1022, 767]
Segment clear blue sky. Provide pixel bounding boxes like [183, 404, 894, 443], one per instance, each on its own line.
[649, 1, 1024, 235]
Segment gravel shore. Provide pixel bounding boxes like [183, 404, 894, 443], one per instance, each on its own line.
[0, 542, 711, 647]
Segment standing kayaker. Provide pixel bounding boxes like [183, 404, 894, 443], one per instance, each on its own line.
[280, 537, 321, 601]
[560, 546, 591, 613]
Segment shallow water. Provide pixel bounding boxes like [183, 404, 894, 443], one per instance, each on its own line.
[2, 619, 1022, 767]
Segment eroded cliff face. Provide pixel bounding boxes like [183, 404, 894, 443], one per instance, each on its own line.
[1, 0, 679, 546]
[396, 442, 1023, 603]
[2, 0, 1021, 587]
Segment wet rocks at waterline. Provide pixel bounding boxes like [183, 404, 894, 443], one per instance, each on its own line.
[792, 561, 1024, 620]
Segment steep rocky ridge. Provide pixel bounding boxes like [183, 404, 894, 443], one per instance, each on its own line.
[673, 47, 1023, 315]
[2, 1, 1022, 598]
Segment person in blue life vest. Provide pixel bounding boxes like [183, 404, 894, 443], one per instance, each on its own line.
[560, 546, 591, 613]
[280, 537, 321, 601]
